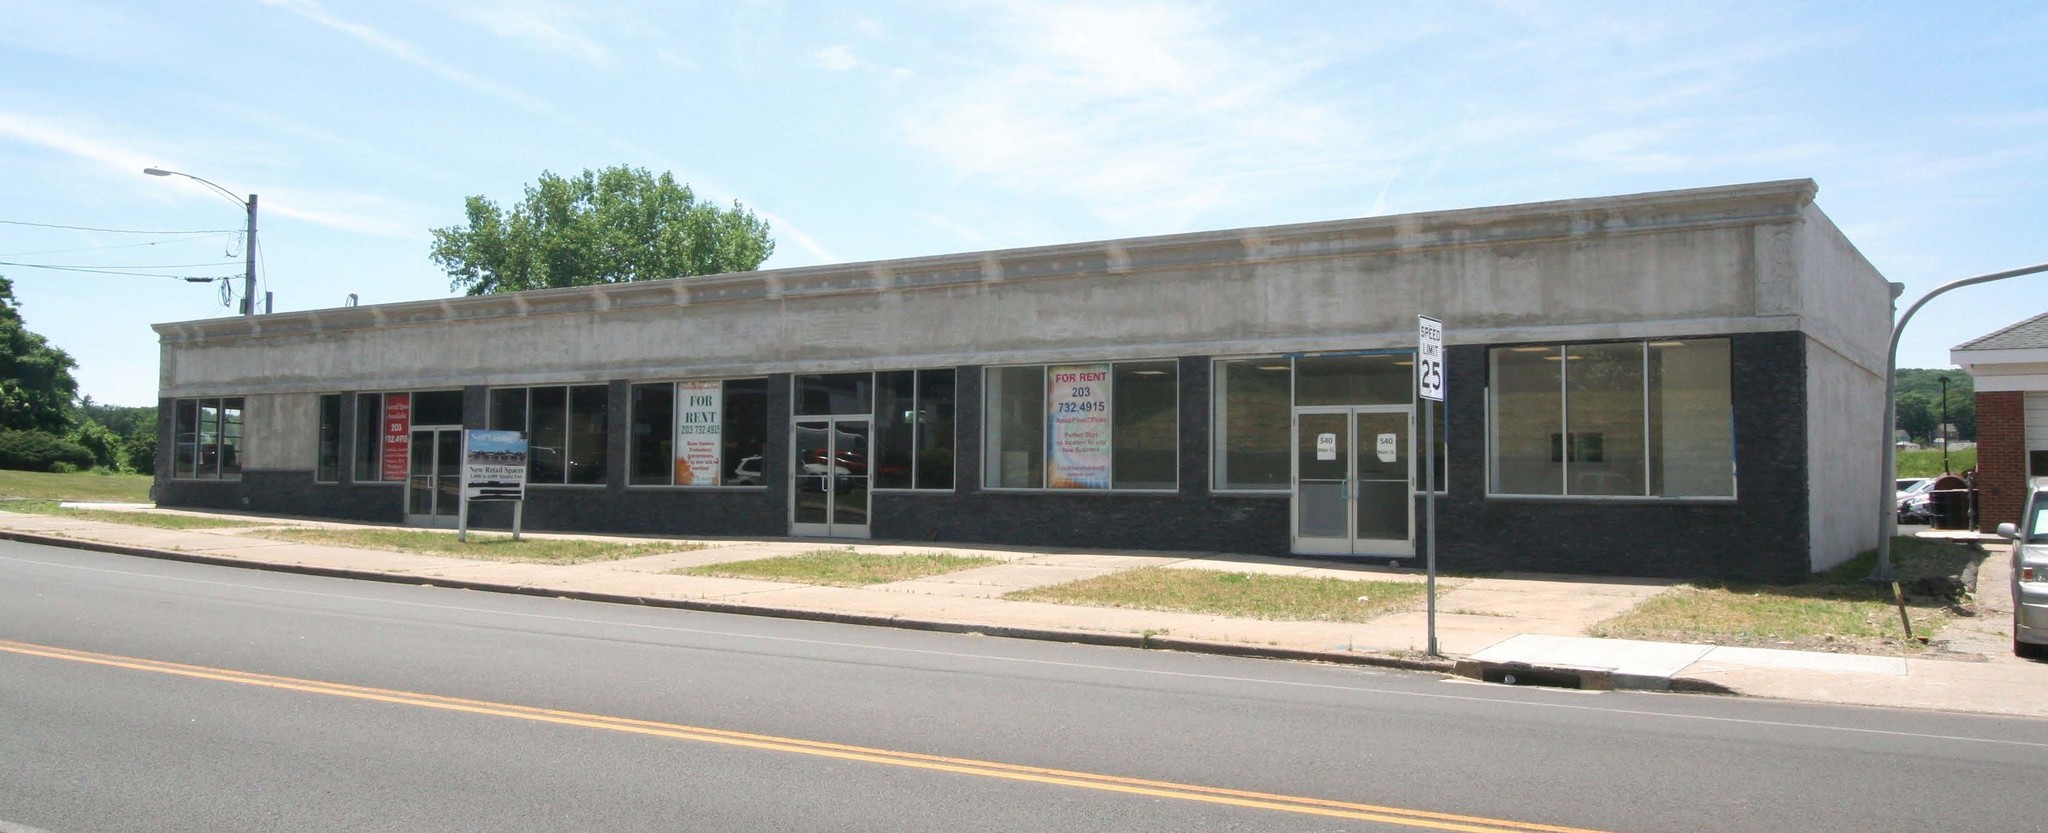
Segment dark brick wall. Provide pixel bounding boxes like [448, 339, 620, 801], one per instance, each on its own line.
[154, 338, 1815, 580]
[869, 359, 1292, 553]
[1428, 331, 1811, 582]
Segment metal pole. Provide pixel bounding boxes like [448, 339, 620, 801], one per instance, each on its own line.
[1874, 262, 2048, 580]
[244, 193, 258, 317]
[1939, 376, 1949, 473]
[1425, 397, 1438, 657]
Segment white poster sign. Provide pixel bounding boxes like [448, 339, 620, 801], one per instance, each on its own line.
[1316, 432, 1337, 461]
[1046, 364, 1111, 489]
[675, 380, 722, 486]
[1377, 433, 1398, 463]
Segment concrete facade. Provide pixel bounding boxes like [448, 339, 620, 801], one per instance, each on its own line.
[154, 180, 1892, 580]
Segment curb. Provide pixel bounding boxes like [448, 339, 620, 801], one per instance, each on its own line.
[0, 529, 1459, 676]
[1450, 658, 1740, 694]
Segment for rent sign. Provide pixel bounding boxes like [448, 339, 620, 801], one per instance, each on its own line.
[381, 393, 411, 482]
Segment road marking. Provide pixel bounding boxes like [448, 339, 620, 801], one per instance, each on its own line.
[1, 638, 1605, 833]
[8, 549, 2048, 750]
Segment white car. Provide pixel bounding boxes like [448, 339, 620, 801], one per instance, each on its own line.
[1998, 478, 2048, 659]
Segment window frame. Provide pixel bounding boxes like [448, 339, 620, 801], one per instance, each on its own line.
[316, 393, 341, 484]
[1484, 338, 1737, 501]
[980, 360, 1181, 494]
[488, 384, 611, 487]
[1209, 355, 1447, 496]
[625, 377, 771, 490]
[871, 368, 958, 493]
[170, 396, 245, 481]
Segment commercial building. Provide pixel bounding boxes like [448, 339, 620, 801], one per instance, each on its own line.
[1954, 311, 2048, 530]
[154, 179, 1890, 582]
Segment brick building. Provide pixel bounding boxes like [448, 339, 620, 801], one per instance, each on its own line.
[1954, 311, 2048, 531]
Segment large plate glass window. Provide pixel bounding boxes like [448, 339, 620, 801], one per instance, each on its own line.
[627, 378, 769, 486]
[316, 394, 341, 483]
[1487, 338, 1734, 498]
[873, 369, 956, 490]
[489, 385, 609, 485]
[1215, 355, 1444, 494]
[982, 361, 1178, 491]
[170, 396, 243, 480]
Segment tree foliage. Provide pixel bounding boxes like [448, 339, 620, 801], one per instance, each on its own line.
[0, 275, 79, 434]
[429, 166, 775, 296]
[0, 429, 94, 472]
[1893, 368, 1975, 442]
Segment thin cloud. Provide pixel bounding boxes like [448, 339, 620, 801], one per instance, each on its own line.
[813, 44, 863, 72]
[259, 0, 554, 113]
[442, 0, 613, 68]
[898, 0, 1370, 231]
[0, 109, 426, 240]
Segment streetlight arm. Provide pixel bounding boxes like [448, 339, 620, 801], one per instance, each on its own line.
[1874, 261, 2048, 580]
[142, 167, 248, 208]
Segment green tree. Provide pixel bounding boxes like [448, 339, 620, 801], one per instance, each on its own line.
[1894, 392, 1935, 442]
[69, 420, 123, 470]
[0, 275, 79, 434]
[429, 166, 775, 295]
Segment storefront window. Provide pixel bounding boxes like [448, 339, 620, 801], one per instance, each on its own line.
[627, 378, 768, 487]
[873, 369, 956, 491]
[171, 396, 244, 480]
[491, 385, 608, 485]
[1211, 359, 1290, 491]
[1489, 339, 1733, 498]
[353, 393, 382, 481]
[317, 394, 341, 483]
[983, 361, 1178, 491]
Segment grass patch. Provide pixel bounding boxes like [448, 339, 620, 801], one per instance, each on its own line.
[0, 469, 154, 503]
[676, 549, 1000, 586]
[255, 527, 696, 564]
[1589, 537, 1982, 654]
[1896, 447, 1975, 479]
[1004, 567, 1430, 622]
[0, 498, 268, 529]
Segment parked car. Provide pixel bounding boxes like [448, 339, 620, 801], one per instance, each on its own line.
[730, 455, 761, 486]
[1896, 477, 1938, 524]
[1999, 478, 2048, 659]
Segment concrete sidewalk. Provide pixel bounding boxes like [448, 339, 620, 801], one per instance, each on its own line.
[4, 505, 2044, 719]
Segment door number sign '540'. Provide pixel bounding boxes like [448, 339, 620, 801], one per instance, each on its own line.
[1417, 315, 1444, 402]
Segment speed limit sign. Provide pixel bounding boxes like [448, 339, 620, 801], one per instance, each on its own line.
[1418, 315, 1444, 402]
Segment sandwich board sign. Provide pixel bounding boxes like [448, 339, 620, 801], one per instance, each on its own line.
[458, 429, 526, 541]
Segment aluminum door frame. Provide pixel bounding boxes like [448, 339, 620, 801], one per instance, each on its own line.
[1290, 406, 1415, 557]
[789, 414, 873, 539]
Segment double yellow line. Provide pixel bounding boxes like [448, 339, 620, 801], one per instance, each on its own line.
[1, 639, 1610, 833]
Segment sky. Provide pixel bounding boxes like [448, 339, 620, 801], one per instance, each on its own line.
[2, 0, 2044, 407]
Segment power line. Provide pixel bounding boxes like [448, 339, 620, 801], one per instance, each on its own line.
[0, 218, 238, 235]
[0, 233, 232, 257]
[0, 260, 239, 280]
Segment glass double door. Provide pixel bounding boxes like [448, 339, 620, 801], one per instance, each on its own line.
[1293, 407, 1413, 557]
[791, 416, 871, 538]
[406, 426, 462, 528]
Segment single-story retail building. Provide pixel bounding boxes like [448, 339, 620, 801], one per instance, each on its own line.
[1953, 311, 2048, 531]
[153, 179, 1890, 582]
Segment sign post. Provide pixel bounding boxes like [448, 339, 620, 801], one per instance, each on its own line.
[1418, 315, 1445, 657]
[458, 429, 528, 542]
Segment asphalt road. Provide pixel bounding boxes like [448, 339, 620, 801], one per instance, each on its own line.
[4, 539, 2045, 833]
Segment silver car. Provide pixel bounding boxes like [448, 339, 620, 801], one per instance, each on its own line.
[1999, 478, 2048, 659]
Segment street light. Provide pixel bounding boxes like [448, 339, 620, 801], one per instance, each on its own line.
[1874, 261, 2048, 580]
[144, 167, 257, 317]
[1939, 375, 1949, 474]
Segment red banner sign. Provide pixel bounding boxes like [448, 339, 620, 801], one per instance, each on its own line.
[381, 393, 411, 482]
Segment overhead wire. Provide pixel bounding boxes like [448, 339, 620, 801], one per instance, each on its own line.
[0, 233, 233, 257]
[0, 260, 240, 280]
[0, 218, 238, 235]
